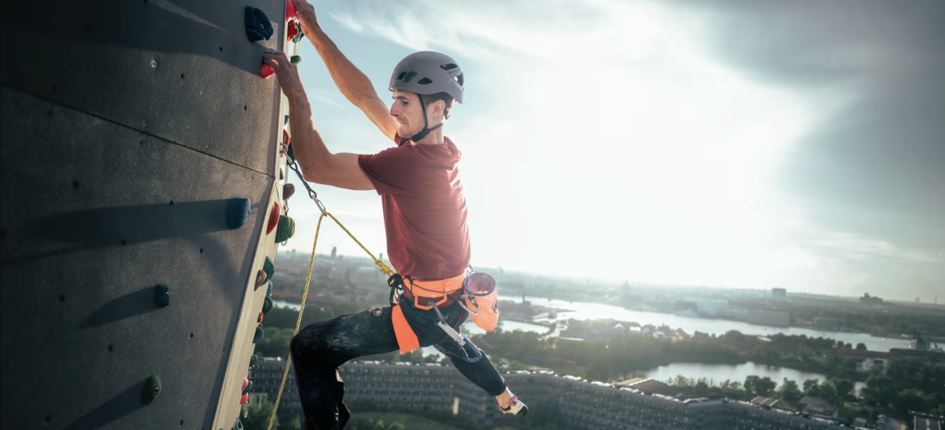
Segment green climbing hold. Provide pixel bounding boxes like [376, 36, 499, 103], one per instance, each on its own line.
[249, 355, 258, 367]
[253, 324, 264, 343]
[243, 379, 253, 394]
[275, 215, 296, 243]
[142, 374, 162, 405]
[263, 256, 275, 282]
[284, 114, 290, 126]
[291, 55, 302, 64]
[262, 296, 274, 314]
[267, 282, 273, 296]
[280, 169, 284, 181]
[286, 141, 296, 162]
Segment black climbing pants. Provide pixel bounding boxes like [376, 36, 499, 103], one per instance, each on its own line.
[290, 295, 507, 430]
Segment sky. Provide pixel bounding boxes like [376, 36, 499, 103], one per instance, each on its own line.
[282, 0, 944, 302]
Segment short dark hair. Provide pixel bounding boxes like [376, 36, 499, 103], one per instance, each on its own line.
[421, 92, 455, 119]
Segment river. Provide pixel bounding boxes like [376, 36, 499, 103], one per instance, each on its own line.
[274, 297, 913, 351]
[644, 362, 865, 394]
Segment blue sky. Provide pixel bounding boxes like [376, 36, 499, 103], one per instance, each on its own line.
[283, 0, 944, 302]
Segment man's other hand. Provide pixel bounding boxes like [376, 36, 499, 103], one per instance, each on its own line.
[264, 49, 304, 98]
[291, 0, 318, 31]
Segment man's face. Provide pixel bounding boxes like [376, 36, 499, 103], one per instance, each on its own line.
[390, 89, 424, 138]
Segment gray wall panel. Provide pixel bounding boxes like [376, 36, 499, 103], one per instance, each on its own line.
[0, 85, 272, 429]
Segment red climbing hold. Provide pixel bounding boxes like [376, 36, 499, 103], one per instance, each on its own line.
[240, 392, 249, 405]
[261, 63, 275, 79]
[287, 20, 300, 41]
[242, 377, 249, 392]
[283, 129, 291, 146]
[286, 0, 298, 21]
[267, 202, 280, 235]
[283, 183, 296, 199]
[257, 312, 264, 323]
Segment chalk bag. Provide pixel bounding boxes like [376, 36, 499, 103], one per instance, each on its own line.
[244, 7, 274, 42]
[226, 198, 251, 229]
[153, 284, 170, 308]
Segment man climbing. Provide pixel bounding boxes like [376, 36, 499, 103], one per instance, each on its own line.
[262, 1, 527, 428]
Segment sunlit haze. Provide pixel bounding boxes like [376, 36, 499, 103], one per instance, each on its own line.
[285, 0, 944, 301]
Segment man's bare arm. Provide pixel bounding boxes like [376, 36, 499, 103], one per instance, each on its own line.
[264, 49, 374, 191]
[293, 0, 398, 143]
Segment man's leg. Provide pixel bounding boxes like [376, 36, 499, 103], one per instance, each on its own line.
[290, 306, 399, 430]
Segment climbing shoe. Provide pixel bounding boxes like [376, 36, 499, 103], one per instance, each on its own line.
[500, 396, 528, 416]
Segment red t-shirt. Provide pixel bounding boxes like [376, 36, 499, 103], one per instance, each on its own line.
[357, 136, 471, 281]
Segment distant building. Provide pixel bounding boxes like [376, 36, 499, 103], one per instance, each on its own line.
[696, 299, 729, 316]
[772, 288, 786, 298]
[338, 361, 857, 429]
[331, 246, 337, 258]
[913, 412, 944, 430]
[250, 357, 301, 411]
[798, 396, 838, 419]
[860, 293, 883, 305]
[835, 349, 892, 373]
[750, 396, 780, 408]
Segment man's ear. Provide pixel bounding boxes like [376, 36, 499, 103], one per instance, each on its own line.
[432, 100, 446, 118]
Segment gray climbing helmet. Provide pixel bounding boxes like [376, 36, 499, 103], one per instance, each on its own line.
[389, 51, 464, 104]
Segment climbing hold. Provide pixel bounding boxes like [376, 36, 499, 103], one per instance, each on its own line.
[142, 374, 162, 405]
[257, 311, 264, 324]
[286, 0, 298, 21]
[284, 114, 290, 126]
[286, 141, 296, 162]
[280, 169, 284, 181]
[275, 215, 296, 243]
[266, 202, 280, 235]
[243, 379, 254, 394]
[260, 63, 275, 79]
[226, 198, 251, 229]
[249, 355, 258, 367]
[290, 55, 302, 65]
[242, 377, 249, 392]
[293, 28, 305, 43]
[254, 269, 267, 291]
[153, 284, 170, 308]
[283, 183, 295, 199]
[253, 324, 264, 343]
[240, 392, 249, 405]
[262, 296, 274, 314]
[244, 7, 274, 42]
[283, 129, 291, 146]
[263, 256, 275, 282]
[267, 282, 273, 296]
[287, 20, 300, 41]
[235, 417, 244, 430]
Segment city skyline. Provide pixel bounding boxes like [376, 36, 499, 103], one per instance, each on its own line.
[284, 0, 944, 302]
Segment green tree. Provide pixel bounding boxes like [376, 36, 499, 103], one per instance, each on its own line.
[861, 374, 896, 406]
[244, 400, 278, 430]
[285, 415, 302, 430]
[744, 376, 776, 397]
[802, 379, 820, 398]
[829, 378, 855, 403]
[855, 343, 867, 351]
[893, 389, 926, 416]
[777, 378, 802, 402]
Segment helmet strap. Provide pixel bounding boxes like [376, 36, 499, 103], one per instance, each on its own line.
[408, 94, 443, 144]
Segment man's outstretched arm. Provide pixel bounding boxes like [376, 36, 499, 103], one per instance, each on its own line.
[264, 50, 373, 191]
[292, 0, 399, 143]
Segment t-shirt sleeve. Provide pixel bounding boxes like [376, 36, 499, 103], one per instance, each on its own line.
[358, 146, 415, 195]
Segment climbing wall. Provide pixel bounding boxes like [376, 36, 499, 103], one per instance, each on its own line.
[0, 1, 299, 429]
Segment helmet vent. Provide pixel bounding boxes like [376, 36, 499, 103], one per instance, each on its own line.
[440, 63, 459, 71]
[417, 77, 433, 85]
[455, 74, 465, 86]
[397, 71, 417, 83]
